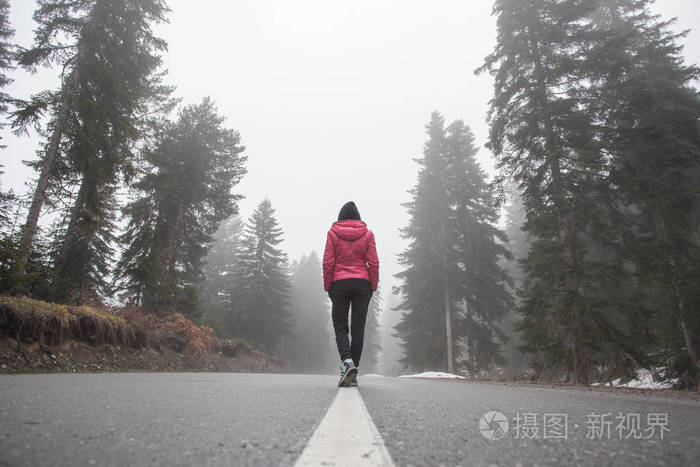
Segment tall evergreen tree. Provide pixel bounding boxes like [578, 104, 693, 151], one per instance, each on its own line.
[0, 0, 12, 138]
[0, 2, 53, 296]
[477, 0, 668, 383]
[199, 214, 244, 334]
[279, 251, 334, 373]
[445, 120, 513, 373]
[394, 112, 511, 373]
[116, 98, 246, 317]
[228, 199, 292, 354]
[0, 0, 14, 226]
[589, 0, 700, 386]
[12, 0, 173, 299]
[395, 113, 453, 372]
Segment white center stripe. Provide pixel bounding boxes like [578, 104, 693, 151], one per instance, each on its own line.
[294, 387, 396, 466]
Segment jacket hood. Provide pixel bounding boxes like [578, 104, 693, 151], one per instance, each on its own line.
[338, 201, 361, 221]
[332, 219, 368, 241]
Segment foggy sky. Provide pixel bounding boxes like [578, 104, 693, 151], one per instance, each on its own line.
[2, 0, 699, 296]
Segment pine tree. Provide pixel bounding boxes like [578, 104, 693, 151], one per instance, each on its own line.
[0, 0, 12, 139]
[445, 120, 513, 373]
[12, 0, 173, 299]
[228, 199, 292, 354]
[0, 0, 14, 225]
[394, 112, 512, 373]
[116, 98, 246, 318]
[279, 251, 334, 372]
[589, 0, 700, 386]
[394, 112, 454, 372]
[0, 2, 50, 295]
[478, 0, 657, 383]
[199, 214, 244, 334]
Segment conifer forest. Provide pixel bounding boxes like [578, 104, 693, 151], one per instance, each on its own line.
[0, 0, 698, 389]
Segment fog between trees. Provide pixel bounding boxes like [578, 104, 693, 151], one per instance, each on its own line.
[0, 1, 698, 386]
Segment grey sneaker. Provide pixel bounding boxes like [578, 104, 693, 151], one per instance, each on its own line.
[338, 358, 357, 387]
[349, 373, 358, 386]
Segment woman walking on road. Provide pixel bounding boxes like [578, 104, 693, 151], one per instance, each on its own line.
[323, 201, 379, 387]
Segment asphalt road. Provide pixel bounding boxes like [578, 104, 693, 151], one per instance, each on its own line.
[1, 373, 699, 466]
[362, 377, 700, 466]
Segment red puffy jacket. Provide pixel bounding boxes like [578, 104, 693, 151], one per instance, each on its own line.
[322, 219, 379, 291]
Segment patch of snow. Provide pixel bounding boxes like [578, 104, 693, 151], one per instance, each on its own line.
[399, 371, 466, 379]
[592, 368, 677, 390]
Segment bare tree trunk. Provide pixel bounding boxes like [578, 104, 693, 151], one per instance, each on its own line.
[161, 201, 185, 272]
[658, 217, 699, 391]
[18, 64, 80, 274]
[678, 312, 698, 369]
[440, 218, 454, 374]
[18, 104, 69, 273]
[674, 284, 700, 392]
[444, 284, 454, 374]
[691, 211, 700, 246]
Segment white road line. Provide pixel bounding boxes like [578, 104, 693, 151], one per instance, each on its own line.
[294, 387, 396, 467]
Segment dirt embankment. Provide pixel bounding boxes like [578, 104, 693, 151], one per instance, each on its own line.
[0, 296, 286, 373]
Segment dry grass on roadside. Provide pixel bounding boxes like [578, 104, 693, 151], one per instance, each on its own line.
[0, 296, 274, 365]
[0, 296, 132, 348]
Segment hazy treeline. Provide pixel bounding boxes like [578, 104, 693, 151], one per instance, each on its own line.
[484, 0, 700, 387]
[0, 0, 248, 313]
[394, 0, 700, 387]
[0, 1, 383, 371]
[0, 1, 698, 384]
[0, 0, 444, 376]
[197, 208, 383, 370]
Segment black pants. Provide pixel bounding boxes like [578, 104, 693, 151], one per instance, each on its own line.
[329, 278, 373, 367]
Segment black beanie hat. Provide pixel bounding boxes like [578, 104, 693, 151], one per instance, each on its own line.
[338, 201, 361, 221]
